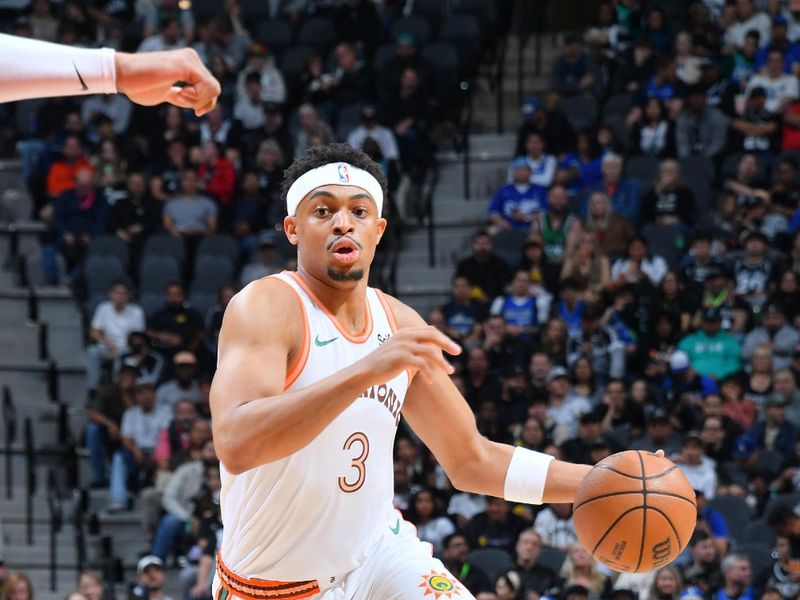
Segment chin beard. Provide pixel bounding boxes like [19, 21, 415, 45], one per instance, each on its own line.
[327, 267, 364, 282]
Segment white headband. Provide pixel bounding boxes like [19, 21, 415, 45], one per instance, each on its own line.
[286, 162, 384, 217]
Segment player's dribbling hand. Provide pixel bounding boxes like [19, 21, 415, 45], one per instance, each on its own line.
[114, 48, 221, 116]
[366, 326, 461, 384]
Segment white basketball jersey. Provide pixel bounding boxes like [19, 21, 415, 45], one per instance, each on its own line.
[219, 271, 410, 582]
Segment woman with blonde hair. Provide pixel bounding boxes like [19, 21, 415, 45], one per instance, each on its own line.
[558, 544, 610, 598]
[743, 343, 774, 409]
[647, 566, 683, 600]
[1, 572, 33, 600]
[77, 571, 103, 600]
[560, 232, 610, 302]
[583, 191, 634, 259]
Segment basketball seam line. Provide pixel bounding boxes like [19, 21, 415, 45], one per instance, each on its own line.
[591, 506, 644, 558]
[647, 505, 683, 549]
[597, 464, 678, 480]
[635, 450, 646, 572]
[573, 490, 697, 512]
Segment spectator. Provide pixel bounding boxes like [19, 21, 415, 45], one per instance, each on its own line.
[132, 556, 173, 600]
[232, 172, 270, 253]
[490, 270, 539, 339]
[482, 315, 530, 378]
[240, 230, 284, 287]
[725, 153, 770, 209]
[641, 159, 696, 227]
[746, 49, 800, 114]
[527, 352, 552, 403]
[515, 97, 575, 157]
[661, 350, 720, 407]
[384, 66, 430, 182]
[584, 153, 641, 226]
[494, 572, 524, 600]
[742, 302, 800, 371]
[162, 169, 218, 239]
[560, 232, 610, 302]
[731, 87, 782, 159]
[463, 347, 502, 410]
[734, 230, 774, 310]
[153, 407, 210, 474]
[204, 283, 236, 354]
[0, 573, 32, 600]
[678, 308, 742, 379]
[727, 30, 761, 89]
[81, 94, 133, 137]
[234, 43, 286, 105]
[183, 461, 221, 600]
[440, 533, 492, 595]
[45, 132, 92, 198]
[155, 351, 201, 413]
[404, 488, 456, 555]
[561, 407, 620, 465]
[346, 105, 400, 166]
[109, 172, 161, 253]
[700, 413, 738, 473]
[150, 438, 216, 561]
[519, 237, 557, 316]
[735, 392, 798, 461]
[86, 280, 145, 393]
[597, 378, 646, 444]
[456, 231, 512, 302]
[198, 139, 236, 207]
[77, 571, 103, 600]
[567, 304, 626, 384]
[517, 132, 557, 190]
[680, 231, 718, 306]
[676, 85, 730, 160]
[510, 529, 558, 597]
[254, 139, 285, 209]
[675, 432, 718, 499]
[233, 72, 267, 132]
[293, 104, 334, 160]
[720, 374, 758, 432]
[649, 566, 683, 600]
[532, 185, 582, 266]
[716, 554, 754, 600]
[763, 535, 800, 599]
[554, 279, 586, 337]
[550, 33, 601, 99]
[583, 191, 635, 259]
[682, 530, 724, 593]
[514, 416, 550, 452]
[545, 365, 592, 443]
[632, 408, 683, 456]
[724, 0, 771, 51]
[557, 129, 605, 195]
[488, 159, 546, 232]
[466, 497, 528, 554]
[558, 544, 611, 597]
[147, 283, 204, 353]
[440, 276, 487, 341]
[629, 97, 677, 159]
[115, 332, 165, 386]
[137, 18, 185, 53]
[107, 379, 170, 512]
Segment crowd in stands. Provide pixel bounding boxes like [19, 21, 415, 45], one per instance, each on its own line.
[12, 0, 800, 599]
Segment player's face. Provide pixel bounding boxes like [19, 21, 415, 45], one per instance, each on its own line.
[285, 185, 386, 286]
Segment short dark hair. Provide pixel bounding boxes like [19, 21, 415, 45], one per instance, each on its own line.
[767, 504, 797, 529]
[281, 143, 388, 213]
[442, 532, 467, 549]
[109, 279, 129, 292]
[690, 529, 710, 546]
[245, 71, 261, 86]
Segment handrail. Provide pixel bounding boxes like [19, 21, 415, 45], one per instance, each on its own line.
[495, 36, 508, 134]
[72, 488, 89, 572]
[3, 385, 15, 500]
[24, 417, 35, 545]
[461, 81, 474, 200]
[426, 160, 441, 269]
[46, 469, 62, 591]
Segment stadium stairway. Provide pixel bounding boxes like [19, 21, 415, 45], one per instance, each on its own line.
[396, 33, 560, 316]
[0, 159, 178, 599]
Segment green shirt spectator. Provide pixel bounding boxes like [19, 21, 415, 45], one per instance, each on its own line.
[678, 308, 742, 380]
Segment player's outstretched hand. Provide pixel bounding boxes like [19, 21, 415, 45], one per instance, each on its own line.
[365, 326, 461, 384]
[114, 48, 221, 116]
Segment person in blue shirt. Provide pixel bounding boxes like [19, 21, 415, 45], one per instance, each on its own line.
[440, 275, 488, 340]
[694, 489, 730, 555]
[715, 554, 755, 600]
[488, 158, 548, 232]
[754, 16, 800, 74]
[558, 129, 605, 196]
[555, 278, 586, 336]
[490, 270, 539, 339]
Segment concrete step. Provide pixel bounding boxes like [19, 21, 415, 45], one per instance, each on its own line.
[0, 322, 38, 362]
[432, 197, 488, 226]
[394, 265, 458, 294]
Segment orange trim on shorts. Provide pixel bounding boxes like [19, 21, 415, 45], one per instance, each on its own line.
[376, 290, 415, 384]
[216, 549, 321, 600]
[268, 275, 310, 391]
[287, 271, 373, 343]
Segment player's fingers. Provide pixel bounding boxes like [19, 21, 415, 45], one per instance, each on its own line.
[412, 327, 461, 355]
[163, 88, 197, 110]
[654, 449, 665, 458]
[194, 95, 218, 118]
[409, 356, 434, 383]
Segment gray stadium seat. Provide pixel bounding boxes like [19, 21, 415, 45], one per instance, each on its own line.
[336, 103, 365, 142]
[764, 492, 800, 520]
[391, 16, 433, 46]
[241, 0, 272, 22]
[707, 495, 752, 535]
[139, 255, 181, 295]
[559, 95, 598, 132]
[296, 16, 336, 51]
[602, 93, 634, 118]
[85, 255, 126, 299]
[625, 156, 661, 187]
[280, 45, 316, 78]
[642, 223, 684, 270]
[468, 548, 513, 583]
[538, 546, 567, 573]
[683, 176, 713, 216]
[139, 292, 163, 319]
[679, 156, 715, 184]
[142, 233, 185, 265]
[196, 234, 240, 265]
[420, 42, 460, 104]
[739, 519, 776, 547]
[492, 229, 527, 270]
[736, 543, 775, 581]
[255, 20, 293, 59]
[412, 0, 448, 31]
[440, 14, 481, 74]
[87, 235, 129, 269]
[191, 256, 235, 293]
[753, 450, 786, 481]
[189, 292, 218, 322]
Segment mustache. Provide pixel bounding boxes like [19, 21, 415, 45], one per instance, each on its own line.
[326, 235, 363, 251]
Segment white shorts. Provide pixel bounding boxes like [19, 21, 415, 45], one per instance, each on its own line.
[212, 517, 476, 600]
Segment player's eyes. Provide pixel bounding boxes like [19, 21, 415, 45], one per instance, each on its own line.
[352, 207, 368, 217]
[313, 207, 330, 217]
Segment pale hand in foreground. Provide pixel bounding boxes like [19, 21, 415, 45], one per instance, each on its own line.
[114, 48, 221, 117]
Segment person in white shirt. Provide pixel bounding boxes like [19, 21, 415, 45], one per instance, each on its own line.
[234, 43, 287, 105]
[518, 132, 557, 188]
[346, 105, 400, 161]
[155, 351, 201, 413]
[545, 366, 592, 443]
[87, 280, 146, 393]
[137, 18, 186, 54]
[611, 235, 669, 288]
[0, 34, 219, 116]
[674, 433, 718, 499]
[746, 48, 800, 113]
[233, 72, 266, 131]
[725, 0, 772, 50]
[533, 502, 578, 550]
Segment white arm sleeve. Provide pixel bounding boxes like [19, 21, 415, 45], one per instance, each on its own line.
[0, 34, 116, 103]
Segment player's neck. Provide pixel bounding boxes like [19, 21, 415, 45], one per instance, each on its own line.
[295, 267, 370, 335]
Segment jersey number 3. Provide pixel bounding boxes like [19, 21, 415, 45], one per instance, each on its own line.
[338, 431, 369, 493]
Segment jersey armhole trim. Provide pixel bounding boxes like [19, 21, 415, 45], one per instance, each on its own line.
[375, 289, 415, 384]
[270, 275, 310, 391]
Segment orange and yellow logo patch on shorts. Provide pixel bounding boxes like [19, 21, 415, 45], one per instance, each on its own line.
[418, 571, 462, 598]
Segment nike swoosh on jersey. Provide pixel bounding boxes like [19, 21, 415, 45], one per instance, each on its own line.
[389, 518, 400, 535]
[314, 335, 338, 347]
[73, 62, 88, 91]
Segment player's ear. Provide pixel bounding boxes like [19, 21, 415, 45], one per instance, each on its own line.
[284, 216, 299, 246]
[375, 217, 387, 244]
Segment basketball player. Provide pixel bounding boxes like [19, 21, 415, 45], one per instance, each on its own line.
[0, 33, 219, 116]
[210, 142, 623, 600]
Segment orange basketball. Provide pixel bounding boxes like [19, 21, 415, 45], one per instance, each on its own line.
[573, 450, 697, 573]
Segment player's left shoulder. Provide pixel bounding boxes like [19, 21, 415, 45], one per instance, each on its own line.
[376, 290, 426, 329]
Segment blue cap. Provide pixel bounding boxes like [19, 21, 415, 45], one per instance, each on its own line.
[521, 97, 541, 116]
[680, 586, 705, 600]
[774, 14, 789, 26]
[511, 157, 530, 170]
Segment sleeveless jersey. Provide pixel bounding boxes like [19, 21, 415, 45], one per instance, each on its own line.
[219, 271, 410, 582]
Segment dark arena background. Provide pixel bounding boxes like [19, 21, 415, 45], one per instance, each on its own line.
[1, 0, 799, 599]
